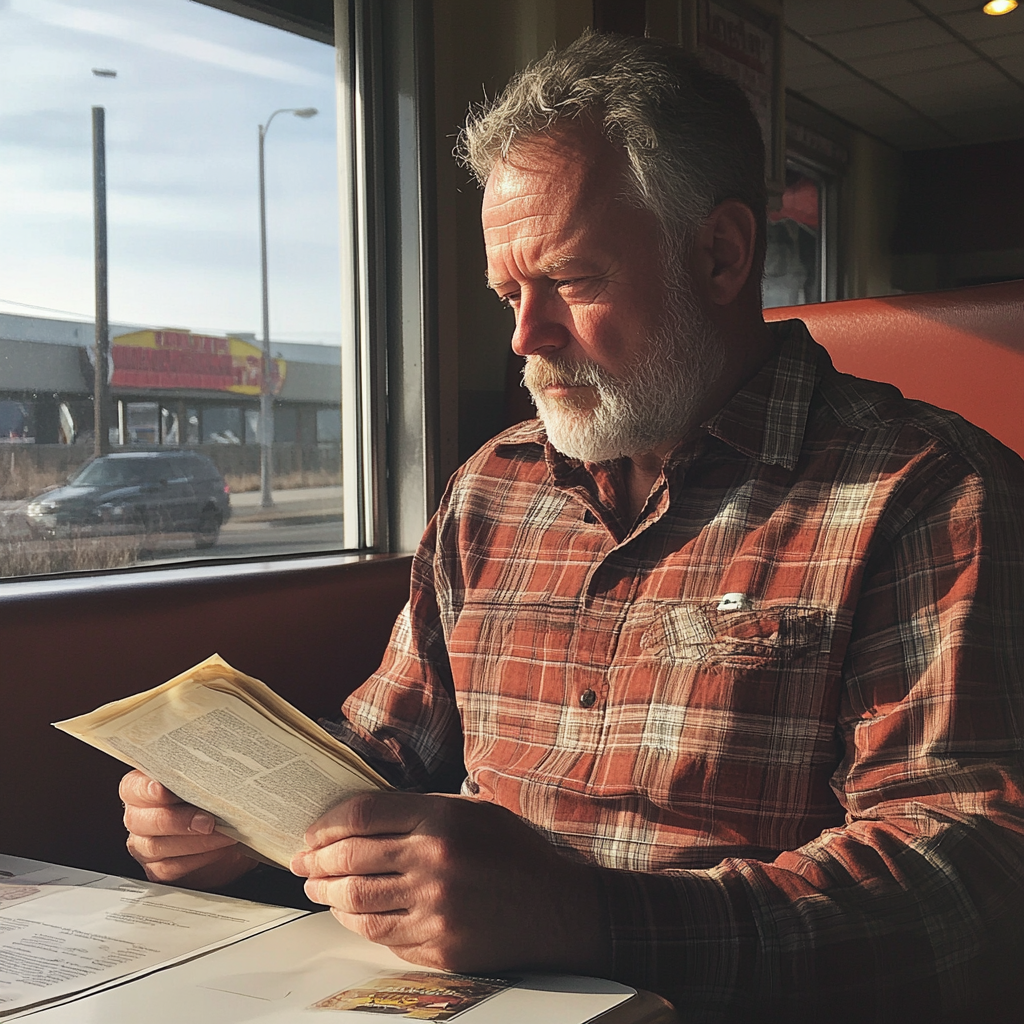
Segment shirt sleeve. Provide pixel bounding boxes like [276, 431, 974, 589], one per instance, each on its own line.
[324, 514, 468, 794]
[596, 452, 1024, 1021]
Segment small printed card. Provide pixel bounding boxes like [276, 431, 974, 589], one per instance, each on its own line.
[309, 970, 514, 1020]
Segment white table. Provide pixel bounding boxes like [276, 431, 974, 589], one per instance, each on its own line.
[4, 857, 678, 1023]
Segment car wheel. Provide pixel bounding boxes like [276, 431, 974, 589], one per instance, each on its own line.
[194, 507, 221, 549]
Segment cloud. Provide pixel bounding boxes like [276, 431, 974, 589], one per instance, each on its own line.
[12, 0, 332, 87]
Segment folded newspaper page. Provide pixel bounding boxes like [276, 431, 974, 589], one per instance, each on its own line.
[53, 654, 390, 868]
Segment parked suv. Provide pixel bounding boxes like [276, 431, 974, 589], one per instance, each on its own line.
[26, 450, 231, 548]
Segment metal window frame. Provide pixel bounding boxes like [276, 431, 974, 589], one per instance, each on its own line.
[784, 155, 839, 304]
[336, 0, 438, 554]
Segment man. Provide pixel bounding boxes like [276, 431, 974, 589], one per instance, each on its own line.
[121, 33, 1024, 1021]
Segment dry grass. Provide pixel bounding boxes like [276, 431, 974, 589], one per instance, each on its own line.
[0, 535, 144, 578]
[225, 468, 341, 493]
[0, 460, 86, 501]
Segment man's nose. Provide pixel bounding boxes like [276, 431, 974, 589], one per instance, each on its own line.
[511, 291, 572, 358]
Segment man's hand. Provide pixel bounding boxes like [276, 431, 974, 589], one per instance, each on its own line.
[120, 770, 255, 889]
[289, 791, 611, 977]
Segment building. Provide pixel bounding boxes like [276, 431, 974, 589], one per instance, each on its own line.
[0, 312, 341, 450]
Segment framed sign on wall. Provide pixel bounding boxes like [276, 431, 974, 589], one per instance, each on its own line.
[695, 0, 785, 196]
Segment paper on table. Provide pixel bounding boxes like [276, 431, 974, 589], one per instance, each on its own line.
[0, 855, 303, 1020]
[19, 912, 638, 1023]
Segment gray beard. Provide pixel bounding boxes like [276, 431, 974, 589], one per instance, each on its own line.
[523, 283, 725, 463]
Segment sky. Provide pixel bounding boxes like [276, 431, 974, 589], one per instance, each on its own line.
[0, 0, 342, 343]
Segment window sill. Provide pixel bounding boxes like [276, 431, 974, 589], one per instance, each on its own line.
[0, 550, 411, 605]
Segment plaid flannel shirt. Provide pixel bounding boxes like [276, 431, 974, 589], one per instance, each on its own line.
[333, 321, 1024, 1021]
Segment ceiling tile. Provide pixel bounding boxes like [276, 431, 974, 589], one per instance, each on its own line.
[818, 17, 952, 60]
[801, 79, 922, 120]
[913, 0, 981, 13]
[783, 32, 834, 70]
[879, 62, 1020, 109]
[940, 8, 1024, 41]
[868, 116, 956, 147]
[785, 0, 920, 37]
[849, 40, 978, 77]
[991, 53, 1024, 78]
[972, 32, 1024, 60]
[787, 61, 858, 91]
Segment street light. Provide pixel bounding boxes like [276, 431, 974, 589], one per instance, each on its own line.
[91, 68, 117, 458]
[257, 106, 318, 509]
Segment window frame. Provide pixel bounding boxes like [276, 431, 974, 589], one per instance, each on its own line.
[337, 0, 440, 555]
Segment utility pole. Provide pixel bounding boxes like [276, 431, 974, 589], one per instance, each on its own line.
[92, 105, 110, 457]
[258, 120, 274, 508]
[257, 106, 318, 509]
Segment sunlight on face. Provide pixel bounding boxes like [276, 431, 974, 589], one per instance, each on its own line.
[523, 267, 724, 463]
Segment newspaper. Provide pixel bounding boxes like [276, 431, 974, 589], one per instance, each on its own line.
[53, 655, 390, 868]
[0, 853, 304, 1019]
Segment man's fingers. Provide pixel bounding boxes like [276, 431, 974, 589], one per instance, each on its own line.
[126, 830, 237, 864]
[119, 771, 256, 890]
[292, 834, 407, 879]
[330, 907, 421, 950]
[305, 872, 409, 916]
[123, 801, 216, 838]
[304, 791, 461, 849]
[119, 770, 184, 809]
[131, 846, 245, 885]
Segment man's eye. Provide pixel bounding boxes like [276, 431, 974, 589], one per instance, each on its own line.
[554, 277, 595, 296]
[498, 294, 519, 309]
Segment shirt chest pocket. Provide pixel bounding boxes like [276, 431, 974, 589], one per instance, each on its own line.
[627, 600, 841, 832]
[639, 601, 834, 670]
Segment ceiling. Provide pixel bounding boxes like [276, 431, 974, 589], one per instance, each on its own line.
[784, 0, 1024, 149]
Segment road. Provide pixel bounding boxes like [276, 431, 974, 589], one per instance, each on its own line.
[142, 485, 346, 563]
[178, 517, 346, 561]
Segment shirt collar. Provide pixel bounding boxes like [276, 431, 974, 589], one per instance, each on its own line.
[494, 318, 827, 476]
[703, 318, 825, 472]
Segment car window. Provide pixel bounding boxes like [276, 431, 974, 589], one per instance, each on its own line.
[69, 461, 132, 488]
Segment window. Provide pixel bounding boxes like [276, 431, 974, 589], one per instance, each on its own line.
[763, 161, 836, 309]
[0, 0, 361, 579]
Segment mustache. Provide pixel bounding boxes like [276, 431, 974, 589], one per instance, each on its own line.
[522, 355, 609, 391]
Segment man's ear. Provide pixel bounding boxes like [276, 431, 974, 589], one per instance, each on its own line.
[691, 200, 759, 307]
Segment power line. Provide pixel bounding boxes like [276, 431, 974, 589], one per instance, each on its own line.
[0, 298, 94, 321]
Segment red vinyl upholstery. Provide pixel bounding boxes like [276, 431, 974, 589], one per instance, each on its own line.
[764, 280, 1024, 458]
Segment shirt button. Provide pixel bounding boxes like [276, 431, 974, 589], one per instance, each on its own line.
[579, 688, 597, 708]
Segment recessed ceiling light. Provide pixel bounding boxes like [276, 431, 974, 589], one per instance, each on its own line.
[982, 0, 1017, 14]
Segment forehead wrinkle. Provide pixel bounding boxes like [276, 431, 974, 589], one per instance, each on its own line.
[484, 219, 581, 272]
[483, 213, 572, 238]
[482, 186, 567, 214]
[485, 246, 581, 292]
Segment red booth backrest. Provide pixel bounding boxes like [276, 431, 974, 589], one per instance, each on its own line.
[763, 280, 1024, 458]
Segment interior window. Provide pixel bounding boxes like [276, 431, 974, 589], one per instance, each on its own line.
[0, 0, 353, 579]
[763, 162, 831, 309]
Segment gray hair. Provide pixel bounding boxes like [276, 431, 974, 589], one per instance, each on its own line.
[458, 31, 767, 258]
